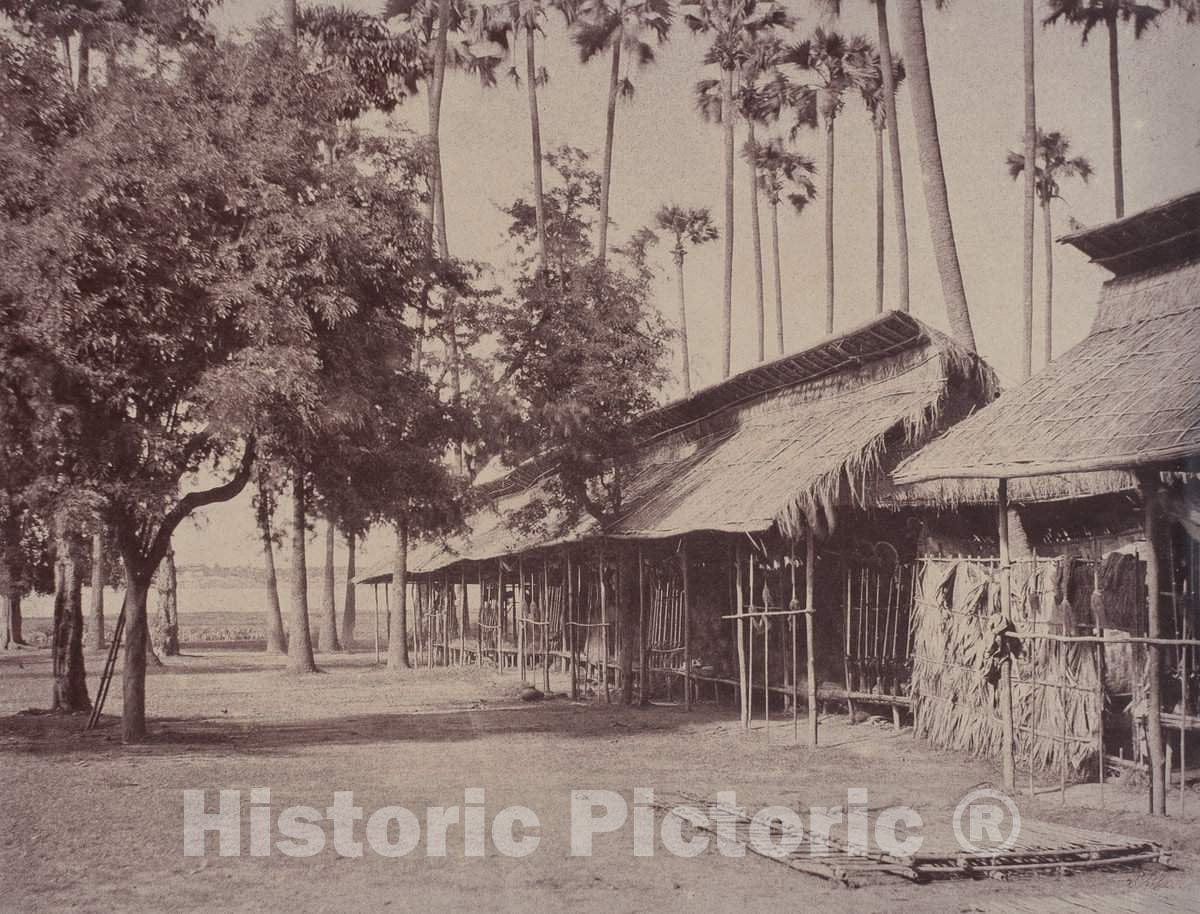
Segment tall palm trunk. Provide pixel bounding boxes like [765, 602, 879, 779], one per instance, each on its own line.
[90, 531, 105, 650]
[389, 520, 412, 669]
[875, 0, 909, 312]
[341, 533, 356, 648]
[874, 124, 885, 314]
[1106, 14, 1124, 218]
[1021, 0, 1037, 381]
[771, 201, 784, 355]
[257, 472, 287, 654]
[895, 0, 976, 351]
[597, 26, 623, 262]
[288, 470, 318, 673]
[526, 27, 549, 269]
[748, 122, 766, 361]
[720, 67, 735, 378]
[1043, 199, 1054, 365]
[823, 117, 836, 336]
[319, 517, 340, 651]
[674, 249, 692, 396]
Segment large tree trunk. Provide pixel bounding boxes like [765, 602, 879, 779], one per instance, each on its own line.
[1021, 0, 1037, 381]
[389, 521, 411, 669]
[876, 0, 909, 312]
[1106, 14, 1124, 219]
[2, 591, 20, 649]
[341, 533, 357, 648]
[155, 547, 179, 657]
[720, 66, 735, 378]
[51, 530, 90, 713]
[771, 202, 785, 355]
[748, 122, 766, 362]
[525, 27, 549, 269]
[596, 29, 623, 263]
[90, 531, 105, 650]
[1043, 200, 1054, 365]
[874, 124, 885, 314]
[257, 473, 287, 654]
[894, 0, 976, 351]
[121, 573, 150, 742]
[2, 509, 25, 649]
[824, 118, 836, 336]
[318, 517, 340, 651]
[288, 470, 318, 673]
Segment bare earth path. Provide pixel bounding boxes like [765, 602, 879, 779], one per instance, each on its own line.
[1, 648, 1197, 913]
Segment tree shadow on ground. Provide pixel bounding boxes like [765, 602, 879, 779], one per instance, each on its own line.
[0, 700, 728, 760]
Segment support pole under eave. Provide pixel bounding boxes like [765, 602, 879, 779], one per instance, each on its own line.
[567, 549, 577, 700]
[1138, 471, 1167, 816]
[805, 531, 818, 748]
[373, 583, 380, 666]
[543, 556, 551, 694]
[736, 541, 748, 728]
[682, 537, 691, 711]
[998, 478, 1017, 792]
[600, 543, 610, 703]
[638, 545, 647, 706]
[518, 557, 527, 683]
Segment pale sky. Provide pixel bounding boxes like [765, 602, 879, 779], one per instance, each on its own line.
[175, 0, 1200, 576]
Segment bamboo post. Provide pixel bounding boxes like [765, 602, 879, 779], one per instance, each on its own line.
[1138, 471, 1167, 816]
[805, 532, 818, 747]
[600, 543, 610, 703]
[682, 538, 691, 711]
[567, 550, 577, 699]
[792, 546, 799, 742]
[383, 582, 390, 664]
[543, 558, 551, 693]
[518, 557, 527, 682]
[1182, 647, 1189, 816]
[763, 613, 769, 743]
[736, 542, 747, 728]
[1060, 645, 1068, 803]
[998, 479, 1017, 792]
[844, 564, 855, 722]
[373, 583, 380, 666]
[497, 561, 504, 670]
[638, 545, 646, 705]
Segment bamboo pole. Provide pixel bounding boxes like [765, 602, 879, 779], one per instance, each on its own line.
[498, 561, 505, 670]
[567, 549, 577, 699]
[736, 542, 747, 728]
[792, 546, 799, 742]
[373, 583, 380, 666]
[682, 538, 691, 711]
[600, 543, 610, 703]
[998, 479, 1017, 792]
[518, 557, 527, 682]
[543, 558, 550, 693]
[844, 564, 855, 721]
[1138, 471, 1167, 816]
[638, 545, 646, 705]
[805, 532, 818, 747]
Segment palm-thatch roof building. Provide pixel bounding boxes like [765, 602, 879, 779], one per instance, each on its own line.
[892, 189, 1200, 811]
[359, 310, 998, 741]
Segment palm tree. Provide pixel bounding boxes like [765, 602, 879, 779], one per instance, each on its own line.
[1044, 1, 1164, 219]
[1007, 130, 1093, 366]
[893, 0, 976, 351]
[859, 49, 905, 314]
[684, 0, 790, 379]
[654, 205, 719, 395]
[485, 0, 579, 271]
[815, 1, 912, 312]
[574, 0, 672, 263]
[745, 138, 816, 355]
[783, 28, 876, 337]
[1021, 0, 1038, 381]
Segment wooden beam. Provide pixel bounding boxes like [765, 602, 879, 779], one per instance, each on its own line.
[518, 557, 526, 682]
[998, 478, 1016, 791]
[736, 541, 747, 727]
[638, 545, 647, 706]
[682, 537, 691, 711]
[805, 532, 818, 747]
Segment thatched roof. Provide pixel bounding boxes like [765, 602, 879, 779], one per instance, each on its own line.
[895, 190, 1200, 487]
[357, 311, 997, 584]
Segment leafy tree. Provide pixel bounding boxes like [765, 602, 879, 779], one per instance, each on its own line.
[683, 0, 790, 378]
[783, 28, 875, 336]
[652, 205, 718, 394]
[1044, 0, 1166, 219]
[743, 138, 815, 354]
[573, 0, 672, 262]
[858, 47, 904, 315]
[1007, 129, 1093, 366]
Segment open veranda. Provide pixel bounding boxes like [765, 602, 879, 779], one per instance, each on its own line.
[2, 643, 1198, 913]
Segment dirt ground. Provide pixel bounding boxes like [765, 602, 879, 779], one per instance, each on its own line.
[2, 647, 1198, 913]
